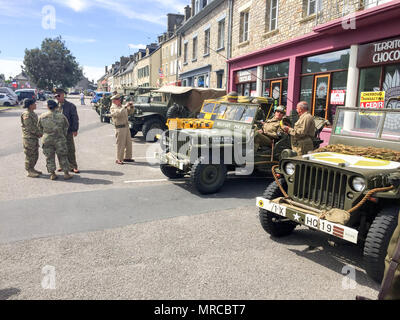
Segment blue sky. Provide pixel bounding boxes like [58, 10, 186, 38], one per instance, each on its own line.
[0, 0, 187, 82]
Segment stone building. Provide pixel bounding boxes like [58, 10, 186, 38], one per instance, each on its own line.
[135, 44, 159, 87]
[177, 0, 231, 89]
[158, 13, 185, 86]
[227, 0, 398, 145]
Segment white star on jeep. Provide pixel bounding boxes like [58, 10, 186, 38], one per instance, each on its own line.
[293, 213, 301, 221]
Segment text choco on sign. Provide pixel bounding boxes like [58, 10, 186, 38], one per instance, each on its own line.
[358, 37, 400, 68]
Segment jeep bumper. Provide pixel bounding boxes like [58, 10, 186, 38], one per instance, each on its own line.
[156, 152, 190, 171]
[256, 197, 359, 244]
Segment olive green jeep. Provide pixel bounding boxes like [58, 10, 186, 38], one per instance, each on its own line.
[129, 86, 225, 142]
[257, 105, 400, 282]
[158, 101, 327, 194]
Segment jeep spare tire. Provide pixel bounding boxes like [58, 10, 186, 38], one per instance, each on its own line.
[363, 206, 398, 283]
[190, 160, 227, 194]
[167, 104, 189, 119]
[142, 118, 165, 142]
[259, 179, 297, 237]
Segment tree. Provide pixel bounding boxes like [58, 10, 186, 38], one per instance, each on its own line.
[23, 36, 83, 90]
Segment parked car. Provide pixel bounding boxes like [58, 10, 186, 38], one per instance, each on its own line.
[15, 89, 37, 103]
[0, 87, 18, 102]
[91, 92, 111, 104]
[44, 91, 54, 99]
[0, 93, 17, 106]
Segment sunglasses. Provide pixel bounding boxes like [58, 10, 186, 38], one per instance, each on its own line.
[55, 94, 61, 98]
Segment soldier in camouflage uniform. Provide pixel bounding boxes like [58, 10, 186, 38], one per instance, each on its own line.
[38, 100, 72, 180]
[21, 98, 42, 178]
[254, 105, 286, 151]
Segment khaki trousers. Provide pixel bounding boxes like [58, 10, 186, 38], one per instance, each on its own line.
[291, 137, 313, 156]
[116, 126, 132, 161]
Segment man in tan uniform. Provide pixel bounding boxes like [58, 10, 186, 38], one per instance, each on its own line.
[110, 94, 134, 164]
[283, 101, 315, 156]
[254, 105, 286, 151]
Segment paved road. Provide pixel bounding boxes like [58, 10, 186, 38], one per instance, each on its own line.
[0, 99, 380, 300]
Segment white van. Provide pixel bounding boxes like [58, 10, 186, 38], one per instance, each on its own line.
[0, 87, 18, 105]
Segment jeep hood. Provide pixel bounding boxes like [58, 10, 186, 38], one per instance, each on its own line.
[293, 152, 400, 175]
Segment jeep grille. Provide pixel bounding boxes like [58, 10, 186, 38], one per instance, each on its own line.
[168, 131, 191, 156]
[292, 163, 348, 210]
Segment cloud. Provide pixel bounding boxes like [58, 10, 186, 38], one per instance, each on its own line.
[128, 44, 146, 50]
[83, 65, 105, 82]
[0, 58, 24, 79]
[49, 0, 185, 25]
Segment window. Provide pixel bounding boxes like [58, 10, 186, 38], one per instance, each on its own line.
[239, 11, 249, 43]
[306, 0, 322, 16]
[184, 42, 188, 64]
[217, 19, 225, 49]
[217, 72, 224, 89]
[192, 37, 198, 61]
[357, 63, 400, 109]
[269, 0, 278, 31]
[262, 61, 289, 107]
[300, 49, 350, 122]
[204, 29, 210, 56]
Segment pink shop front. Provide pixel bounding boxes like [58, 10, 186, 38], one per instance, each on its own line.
[228, 2, 400, 146]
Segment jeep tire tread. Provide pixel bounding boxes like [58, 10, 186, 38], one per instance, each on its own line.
[190, 159, 227, 194]
[363, 206, 398, 283]
[160, 164, 184, 179]
[259, 179, 297, 237]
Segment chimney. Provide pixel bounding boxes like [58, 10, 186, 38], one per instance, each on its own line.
[105, 66, 108, 74]
[191, 0, 195, 16]
[184, 5, 191, 21]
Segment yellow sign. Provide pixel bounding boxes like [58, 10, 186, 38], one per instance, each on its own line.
[360, 91, 385, 109]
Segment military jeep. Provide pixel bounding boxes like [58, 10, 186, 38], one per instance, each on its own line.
[158, 101, 327, 194]
[257, 105, 400, 282]
[128, 86, 226, 142]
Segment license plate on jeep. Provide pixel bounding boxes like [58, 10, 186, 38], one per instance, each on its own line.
[256, 198, 358, 244]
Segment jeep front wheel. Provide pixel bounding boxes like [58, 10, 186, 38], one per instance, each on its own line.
[259, 179, 296, 237]
[160, 164, 184, 179]
[190, 160, 227, 194]
[363, 206, 398, 283]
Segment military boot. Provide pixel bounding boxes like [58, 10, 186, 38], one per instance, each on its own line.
[32, 168, 42, 175]
[64, 172, 73, 180]
[50, 173, 58, 180]
[27, 170, 39, 178]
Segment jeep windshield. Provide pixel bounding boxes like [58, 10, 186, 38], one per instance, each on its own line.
[334, 108, 400, 141]
[216, 104, 258, 123]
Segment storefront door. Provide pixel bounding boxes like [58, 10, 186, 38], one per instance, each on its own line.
[312, 74, 330, 119]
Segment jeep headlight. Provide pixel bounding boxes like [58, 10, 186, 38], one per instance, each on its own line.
[284, 162, 296, 175]
[352, 177, 366, 192]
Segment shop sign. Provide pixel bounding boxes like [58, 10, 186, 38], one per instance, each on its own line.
[358, 37, 400, 68]
[235, 68, 257, 84]
[330, 90, 346, 105]
[360, 91, 385, 108]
